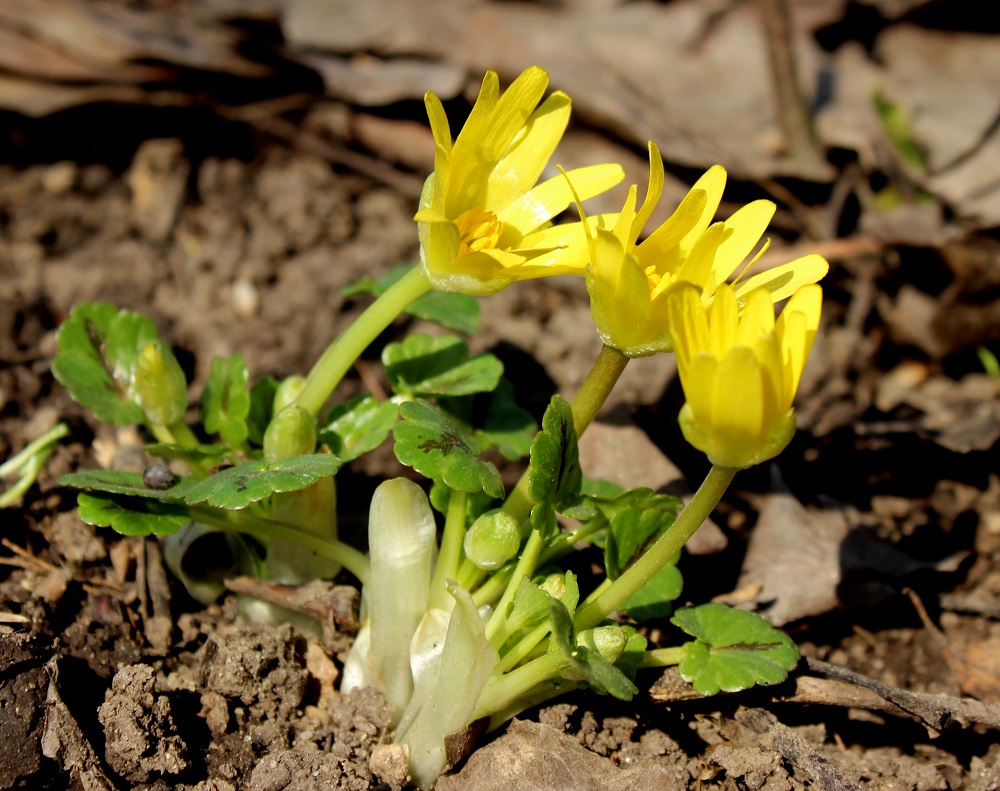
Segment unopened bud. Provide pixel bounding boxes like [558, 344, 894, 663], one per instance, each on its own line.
[579, 625, 627, 664]
[273, 375, 308, 414]
[264, 404, 317, 462]
[464, 509, 520, 570]
[133, 340, 188, 426]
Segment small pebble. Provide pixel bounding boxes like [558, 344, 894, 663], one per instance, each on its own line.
[143, 464, 178, 490]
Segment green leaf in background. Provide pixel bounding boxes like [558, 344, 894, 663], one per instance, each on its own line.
[527, 396, 582, 538]
[77, 491, 191, 536]
[383, 334, 503, 397]
[182, 454, 342, 510]
[671, 603, 800, 696]
[440, 379, 537, 462]
[393, 400, 503, 499]
[144, 442, 245, 471]
[51, 302, 156, 425]
[201, 354, 251, 446]
[319, 395, 398, 462]
[602, 488, 682, 580]
[343, 265, 480, 335]
[246, 377, 279, 446]
[59, 469, 198, 503]
[872, 89, 926, 171]
[621, 563, 683, 622]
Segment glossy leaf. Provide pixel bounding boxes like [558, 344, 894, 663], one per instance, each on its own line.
[319, 395, 398, 462]
[182, 454, 342, 510]
[527, 396, 582, 537]
[621, 563, 683, 621]
[77, 491, 190, 536]
[59, 469, 197, 502]
[393, 399, 503, 498]
[440, 378, 537, 461]
[383, 334, 503, 397]
[602, 488, 682, 580]
[672, 603, 800, 696]
[202, 354, 251, 446]
[51, 302, 156, 425]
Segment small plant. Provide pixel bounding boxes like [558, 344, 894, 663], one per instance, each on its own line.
[51, 66, 827, 787]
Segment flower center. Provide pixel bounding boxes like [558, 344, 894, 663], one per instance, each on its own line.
[644, 264, 675, 299]
[454, 207, 503, 259]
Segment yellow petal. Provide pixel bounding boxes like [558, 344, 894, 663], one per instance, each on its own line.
[676, 222, 723, 289]
[665, 282, 709, 369]
[711, 345, 765, 465]
[499, 163, 624, 237]
[707, 284, 739, 356]
[678, 165, 726, 255]
[712, 200, 775, 282]
[638, 185, 708, 272]
[630, 142, 665, 248]
[490, 92, 571, 211]
[734, 287, 774, 346]
[424, 92, 452, 192]
[735, 254, 829, 305]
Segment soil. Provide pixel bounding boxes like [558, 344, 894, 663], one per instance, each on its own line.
[3, 39, 1000, 791]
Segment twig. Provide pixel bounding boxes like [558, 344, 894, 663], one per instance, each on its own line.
[758, 0, 825, 171]
[735, 707, 862, 791]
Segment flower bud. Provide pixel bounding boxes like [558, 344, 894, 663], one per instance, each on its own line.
[273, 375, 308, 414]
[463, 509, 521, 570]
[133, 340, 188, 426]
[264, 404, 317, 462]
[578, 625, 628, 665]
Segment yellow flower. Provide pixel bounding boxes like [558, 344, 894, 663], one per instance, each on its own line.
[414, 67, 624, 295]
[666, 282, 822, 469]
[572, 142, 828, 356]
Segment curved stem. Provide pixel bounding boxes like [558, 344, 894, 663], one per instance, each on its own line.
[573, 465, 736, 631]
[294, 266, 432, 417]
[501, 345, 630, 524]
[429, 489, 468, 610]
[189, 505, 371, 586]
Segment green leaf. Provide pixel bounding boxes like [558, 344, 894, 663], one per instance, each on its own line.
[181, 454, 342, 510]
[527, 396, 582, 538]
[393, 400, 503, 499]
[547, 602, 637, 700]
[201, 354, 251, 446]
[602, 488, 682, 580]
[319, 395, 398, 462]
[246, 377, 279, 446]
[621, 563, 683, 621]
[383, 334, 503, 398]
[77, 491, 190, 536]
[145, 442, 239, 468]
[51, 302, 157, 425]
[440, 379, 537, 462]
[872, 89, 926, 171]
[59, 469, 198, 503]
[428, 479, 497, 520]
[671, 603, 800, 696]
[343, 265, 480, 335]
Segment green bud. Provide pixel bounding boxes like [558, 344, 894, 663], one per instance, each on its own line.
[539, 573, 567, 601]
[264, 404, 317, 462]
[463, 509, 520, 570]
[273, 375, 308, 414]
[579, 625, 627, 665]
[133, 340, 188, 426]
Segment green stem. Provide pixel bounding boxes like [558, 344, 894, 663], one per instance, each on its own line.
[494, 619, 551, 674]
[501, 344, 630, 524]
[294, 266, 432, 417]
[429, 489, 468, 610]
[484, 529, 544, 645]
[189, 505, 371, 586]
[639, 646, 686, 669]
[472, 651, 568, 722]
[574, 465, 736, 631]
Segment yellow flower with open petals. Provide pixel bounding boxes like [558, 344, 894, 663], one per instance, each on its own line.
[573, 142, 828, 356]
[666, 282, 822, 469]
[414, 67, 624, 295]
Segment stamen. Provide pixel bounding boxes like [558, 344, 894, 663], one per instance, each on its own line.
[454, 208, 503, 259]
